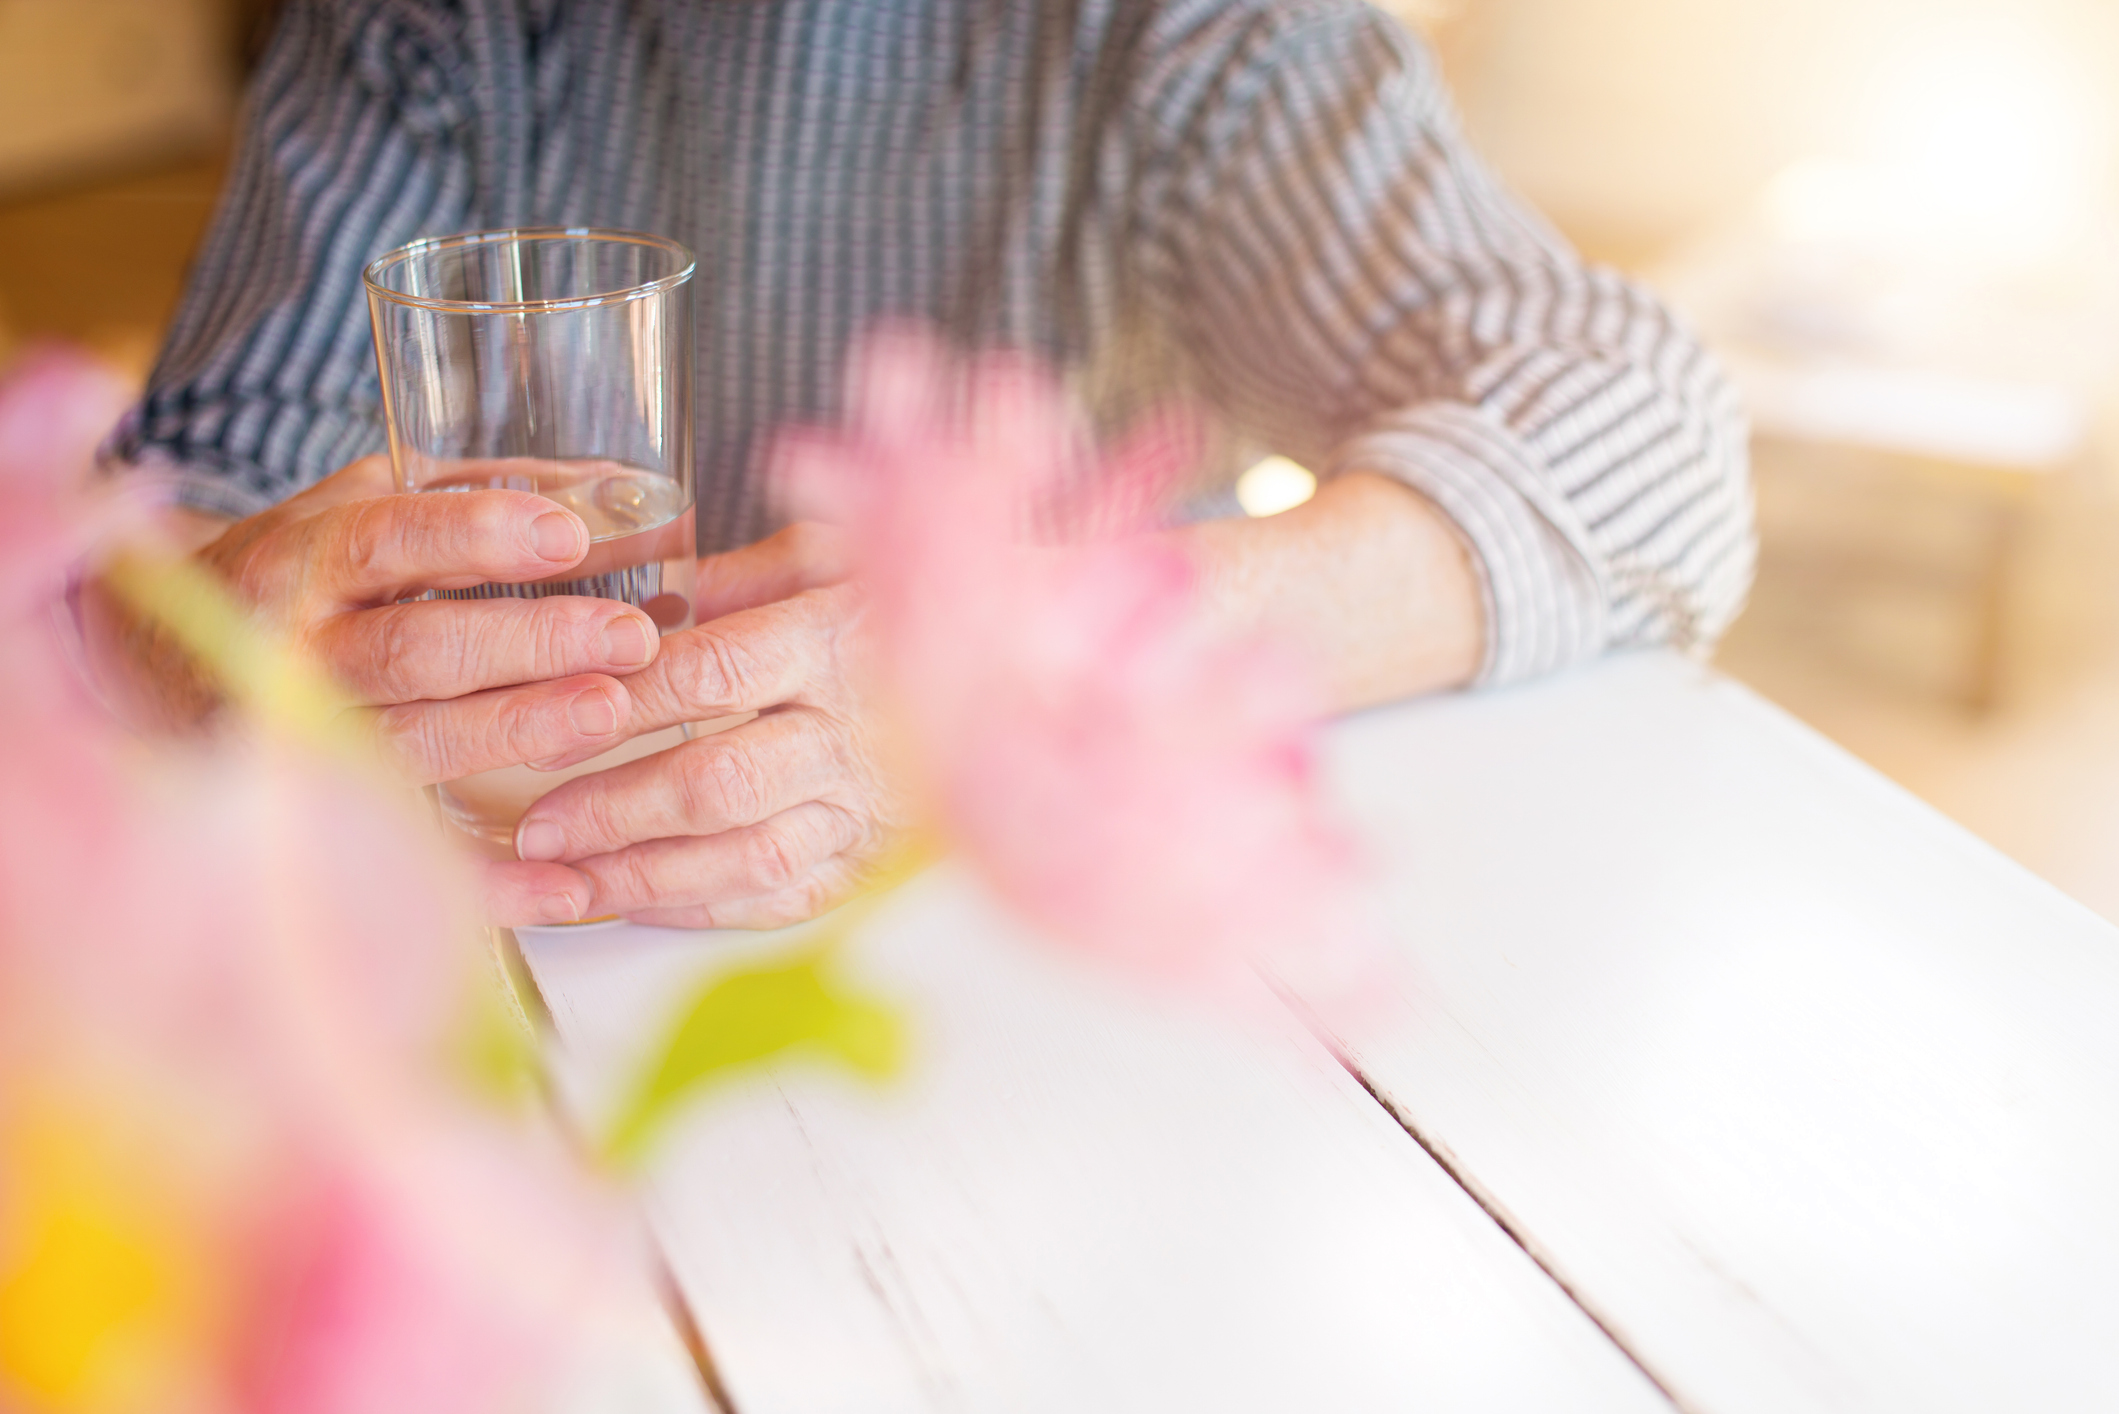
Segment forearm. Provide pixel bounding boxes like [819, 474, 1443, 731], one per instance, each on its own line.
[1173, 470, 1484, 713]
[1146, 10, 1753, 687]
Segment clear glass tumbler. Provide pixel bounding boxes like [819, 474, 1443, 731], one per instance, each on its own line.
[364, 228, 698, 853]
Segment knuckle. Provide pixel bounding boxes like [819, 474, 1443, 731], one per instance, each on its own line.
[686, 629, 757, 706]
[802, 707, 864, 782]
[683, 739, 766, 826]
[618, 847, 673, 911]
[540, 598, 609, 674]
[469, 602, 537, 683]
[454, 608, 488, 686]
[587, 849, 659, 910]
[367, 609, 421, 700]
[792, 871, 836, 915]
[569, 782, 634, 853]
[599, 853, 649, 903]
[498, 684, 579, 764]
[474, 491, 531, 547]
[820, 800, 877, 859]
[496, 700, 549, 765]
[767, 874, 836, 928]
[368, 703, 451, 783]
[338, 500, 395, 582]
[742, 824, 803, 893]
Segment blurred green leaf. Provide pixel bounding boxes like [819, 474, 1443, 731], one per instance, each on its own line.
[602, 842, 934, 1165]
[453, 965, 544, 1108]
[604, 948, 903, 1166]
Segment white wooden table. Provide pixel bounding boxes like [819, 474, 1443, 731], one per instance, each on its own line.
[518, 652, 2119, 1412]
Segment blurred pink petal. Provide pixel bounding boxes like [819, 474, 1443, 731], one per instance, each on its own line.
[0, 349, 633, 1414]
[0, 346, 130, 603]
[785, 329, 1384, 997]
[238, 1133, 627, 1414]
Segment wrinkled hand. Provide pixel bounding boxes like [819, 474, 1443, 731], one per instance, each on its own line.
[493, 523, 904, 929]
[87, 456, 666, 917]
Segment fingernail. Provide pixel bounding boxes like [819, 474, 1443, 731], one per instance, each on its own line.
[531, 511, 585, 563]
[600, 614, 653, 667]
[516, 818, 566, 862]
[567, 688, 618, 737]
[538, 890, 583, 924]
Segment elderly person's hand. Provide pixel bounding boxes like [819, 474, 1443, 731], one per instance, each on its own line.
[86, 455, 667, 917]
[481, 466, 1492, 932]
[492, 523, 902, 929]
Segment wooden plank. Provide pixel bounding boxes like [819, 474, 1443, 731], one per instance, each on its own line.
[518, 866, 1671, 1414]
[547, 1271, 721, 1414]
[1306, 651, 2119, 1412]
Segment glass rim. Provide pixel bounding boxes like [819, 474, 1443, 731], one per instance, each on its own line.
[362, 227, 695, 314]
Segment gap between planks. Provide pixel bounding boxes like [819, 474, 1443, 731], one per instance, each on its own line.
[495, 927, 744, 1414]
[504, 918, 1687, 1414]
[1318, 1024, 1699, 1414]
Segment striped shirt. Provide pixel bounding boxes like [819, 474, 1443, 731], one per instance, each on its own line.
[110, 0, 1753, 686]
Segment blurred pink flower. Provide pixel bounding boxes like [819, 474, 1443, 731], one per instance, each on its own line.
[0, 350, 631, 1414]
[233, 1129, 622, 1414]
[0, 345, 126, 608]
[783, 331, 1382, 997]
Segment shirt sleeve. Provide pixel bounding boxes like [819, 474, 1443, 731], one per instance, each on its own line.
[102, 0, 478, 519]
[1133, 3, 1754, 687]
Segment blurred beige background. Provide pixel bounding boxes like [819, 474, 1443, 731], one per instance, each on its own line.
[6, 0, 2119, 923]
[0, 0, 259, 378]
[1421, 0, 2119, 925]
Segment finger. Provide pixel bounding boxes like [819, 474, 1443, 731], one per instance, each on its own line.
[624, 877, 857, 931]
[618, 587, 852, 733]
[377, 456, 688, 585]
[513, 709, 837, 862]
[294, 488, 591, 608]
[184, 456, 397, 581]
[622, 849, 870, 930]
[306, 595, 659, 704]
[694, 522, 851, 621]
[364, 673, 632, 785]
[477, 859, 597, 928]
[570, 800, 867, 919]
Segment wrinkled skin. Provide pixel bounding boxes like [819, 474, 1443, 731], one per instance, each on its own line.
[93, 461, 905, 928]
[83, 455, 667, 924]
[498, 522, 910, 929]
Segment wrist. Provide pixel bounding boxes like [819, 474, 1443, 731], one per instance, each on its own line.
[1171, 469, 1484, 711]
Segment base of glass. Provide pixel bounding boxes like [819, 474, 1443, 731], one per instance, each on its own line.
[441, 715, 758, 927]
[440, 722, 698, 848]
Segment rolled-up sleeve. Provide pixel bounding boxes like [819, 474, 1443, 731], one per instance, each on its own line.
[1136, 3, 1753, 686]
[103, 0, 477, 518]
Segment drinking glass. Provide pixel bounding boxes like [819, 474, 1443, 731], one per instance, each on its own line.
[365, 228, 697, 854]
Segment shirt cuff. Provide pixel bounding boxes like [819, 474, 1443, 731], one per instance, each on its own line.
[1328, 402, 1609, 688]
